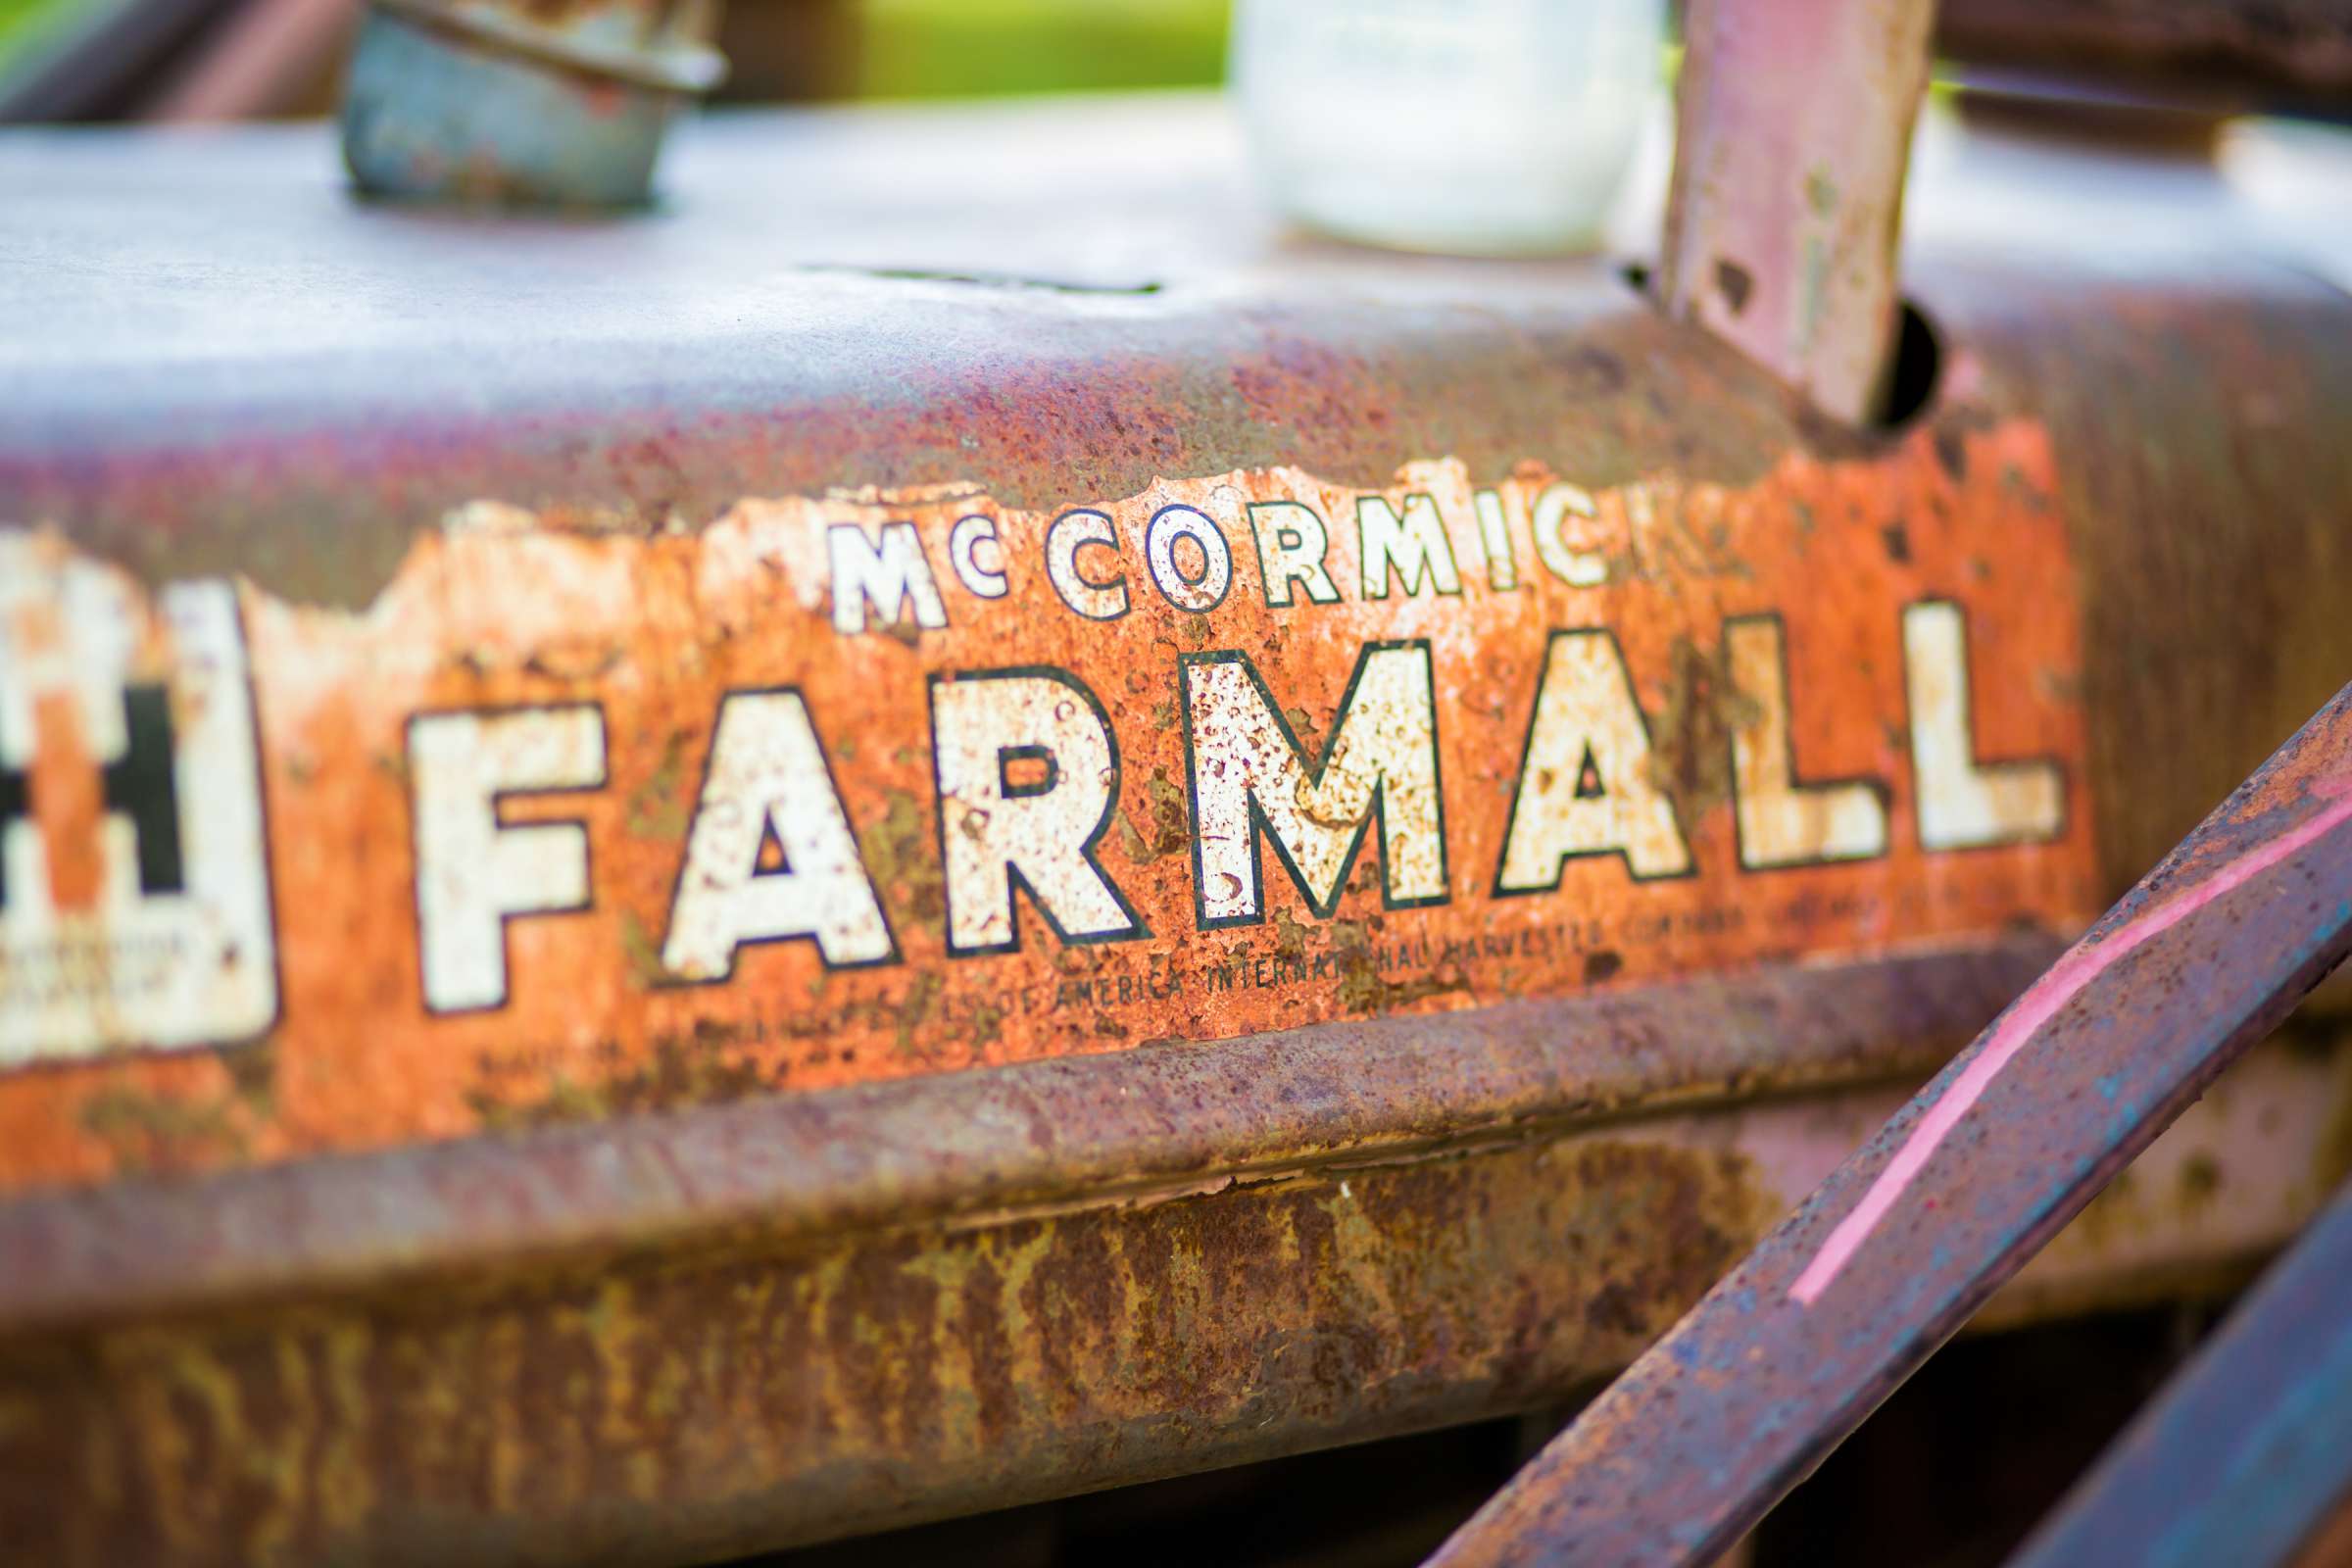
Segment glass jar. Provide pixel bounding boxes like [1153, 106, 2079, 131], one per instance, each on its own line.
[1230, 0, 1665, 256]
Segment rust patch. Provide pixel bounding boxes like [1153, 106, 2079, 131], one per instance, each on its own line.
[0, 1123, 1783, 1565]
[467, 1023, 771, 1133]
[1646, 634, 1759, 833]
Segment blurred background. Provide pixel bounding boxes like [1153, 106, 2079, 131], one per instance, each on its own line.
[0, 0, 1227, 122]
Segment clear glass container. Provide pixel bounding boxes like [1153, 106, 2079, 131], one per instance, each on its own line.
[1230, 0, 1665, 256]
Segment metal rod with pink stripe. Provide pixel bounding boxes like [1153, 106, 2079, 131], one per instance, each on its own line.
[1427, 681, 2352, 1568]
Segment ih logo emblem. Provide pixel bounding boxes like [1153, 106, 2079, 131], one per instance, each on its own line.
[0, 536, 276, 1065]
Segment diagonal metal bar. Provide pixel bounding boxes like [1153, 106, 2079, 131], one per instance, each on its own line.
[2006, 1172, 2352, 1568]
[1429, 682, 2352, 1568]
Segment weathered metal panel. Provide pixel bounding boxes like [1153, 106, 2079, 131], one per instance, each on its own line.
[0, 426, 2096, 1189]
[2, 985, 2347, 1565]
[12, 116, 2352, 1193]
[0, 942, 2029, 1564]
[0, 942, 2051, 1336]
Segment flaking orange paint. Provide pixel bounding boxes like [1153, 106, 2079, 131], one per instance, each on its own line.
[0, 422, 2098, 1190]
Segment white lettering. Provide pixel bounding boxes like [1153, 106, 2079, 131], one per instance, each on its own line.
[829, 521, 949, 635]
[1183, 643, 1446, 925]
[1727, 616, 1888, 868]
[931, 669, 1143, 954]
[1357, 494, 1462, 600]
[1146, 504, 1233, 612]
[661, 690, 894, 980]
[1904, 601, 2065, 850]
[1045, 509, 1129, 620]
[948, 514, 1009, 600]
[1495, 631, 1691, 888]
[410, 706, 605, 1013]
[1249, 501, 1342, 608]
[1474, 489, 1520, 592]
[1532, 481, 1609, 588]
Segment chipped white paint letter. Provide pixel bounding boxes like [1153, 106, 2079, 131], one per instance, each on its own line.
[931, 669, 1142, 954]
[949, 514, 1009, 601]
[1496, 630, 1692, 888]
[1474, 489, 1520, 592]
[829, 520, 950, 635]
[1183, 642, 1447, 925]
[661, 690, 894, 980]
[1357, 494, 1462, 600]
[1248, 501, 1342, 608]
[1728, 616, 1889, 868]
[1145, 505, 1233, 612]
[1045, 509, 1129, 620]
[1532, 481, 1610, 588]
[1904, 601, 2065, 850]
[410, 706, 605, 1013]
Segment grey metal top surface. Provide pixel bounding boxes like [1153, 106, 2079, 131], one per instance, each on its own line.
[0, 96, 1254, 445]
[0, 91, 2347, 454]
[0, 94, 1687, 463]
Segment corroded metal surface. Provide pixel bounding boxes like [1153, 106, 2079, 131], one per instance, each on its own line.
[6, 115, 2352, 1192]
[0, 106, 2347, 1563]
[0, 428, 2095, 1191]
[0, 942, 2046, 1336]
[1660, 0, 1934, 420]
[1430, 683, 2352, 1568]
[2, 110, 2343, 901]
[0, 1121, 1784, 1566]
[3, 974, 2349, 1564]
[1989, 1029, 2352, 1328]
[1938, 258, 2352, 897]
[0, 944, 1991, 1565]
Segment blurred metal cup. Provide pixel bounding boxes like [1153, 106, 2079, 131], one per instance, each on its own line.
[340, 0, 726, 209]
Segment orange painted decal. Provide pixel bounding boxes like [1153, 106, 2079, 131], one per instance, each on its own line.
[0, 424, 2096, 1189]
